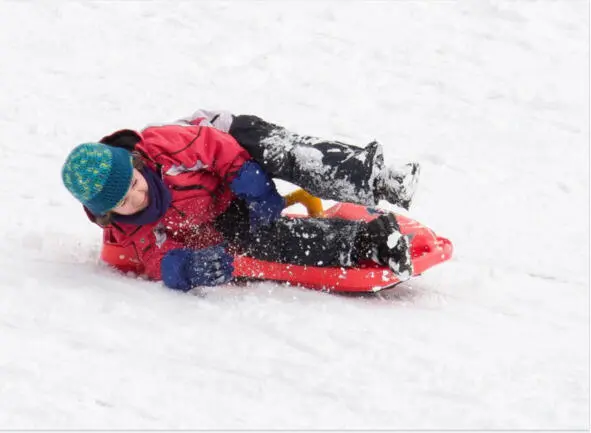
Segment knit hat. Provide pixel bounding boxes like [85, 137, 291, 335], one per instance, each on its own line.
[61, 142, 133, 215]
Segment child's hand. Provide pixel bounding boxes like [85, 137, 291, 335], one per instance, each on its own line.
[247, 189, 285, 231]
[230, 161, 285, 231]
[161, 245, 234, 291]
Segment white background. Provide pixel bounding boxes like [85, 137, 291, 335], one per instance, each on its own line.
[0, 1, 588, 429]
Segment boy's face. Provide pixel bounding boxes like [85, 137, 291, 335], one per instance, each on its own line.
[112, 168, 150, 215]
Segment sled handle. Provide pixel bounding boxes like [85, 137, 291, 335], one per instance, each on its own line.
[283, 188, 324, 217]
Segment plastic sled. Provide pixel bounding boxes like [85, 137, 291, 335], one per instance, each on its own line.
[100, 189, 453, 293]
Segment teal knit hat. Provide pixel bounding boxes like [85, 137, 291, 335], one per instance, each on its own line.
[61, 142, 133, 215]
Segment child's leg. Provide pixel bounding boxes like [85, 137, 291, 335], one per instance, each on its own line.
[229, 115, 419, 210]
[225, 216, 363, 267]
[215, 201, 413, 279]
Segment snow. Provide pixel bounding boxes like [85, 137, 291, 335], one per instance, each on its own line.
[387, 231, 402, 249]
[0, 0, 589, 429]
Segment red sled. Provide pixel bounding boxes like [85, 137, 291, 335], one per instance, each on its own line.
[100, 191, 453, 294]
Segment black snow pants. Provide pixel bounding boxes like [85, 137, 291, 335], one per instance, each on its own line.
[214, 200, 364, 268]
[228, 115, 385, 206]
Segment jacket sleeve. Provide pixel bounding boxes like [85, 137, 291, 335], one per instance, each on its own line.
[100, 222, 186, 283]
[141, 124, 252, 183]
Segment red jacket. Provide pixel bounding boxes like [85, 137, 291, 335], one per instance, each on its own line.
[89, 122, 251, 281]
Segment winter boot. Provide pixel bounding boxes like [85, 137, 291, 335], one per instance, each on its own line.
[374, 162, 421, 210]
[353, 213, 414, 281]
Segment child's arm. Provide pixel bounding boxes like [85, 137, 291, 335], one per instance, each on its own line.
[137, 229, 233, 291]
[142, 124, 284, 229]
[142, 124, 284, 231]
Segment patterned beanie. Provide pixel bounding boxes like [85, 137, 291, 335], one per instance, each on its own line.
[61, 142, 133, 215]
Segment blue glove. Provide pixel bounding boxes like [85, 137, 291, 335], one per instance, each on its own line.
[161, 245, 234, 291]
[246, 191, 285, 231]
[230, 161, 285, 231]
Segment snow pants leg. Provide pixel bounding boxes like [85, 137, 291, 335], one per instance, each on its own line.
[215, 200, 362, 267]
[229, 115, 385, 206]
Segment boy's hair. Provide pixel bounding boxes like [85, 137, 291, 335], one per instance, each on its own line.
[95, 153, 145, 227]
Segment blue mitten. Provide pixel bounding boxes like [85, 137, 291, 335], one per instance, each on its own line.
[246, 191, 285, 231]
[161, 245, 234, 291]
[230, 161, 285, 231]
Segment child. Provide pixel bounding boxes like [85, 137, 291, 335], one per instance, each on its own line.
[61, 113, 416, 291]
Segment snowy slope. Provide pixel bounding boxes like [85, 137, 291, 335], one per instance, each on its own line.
[0, 0, 588, 429]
